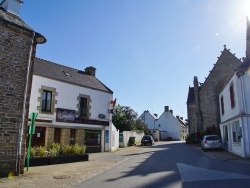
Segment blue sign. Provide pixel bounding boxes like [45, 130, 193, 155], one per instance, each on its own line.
[105, 130, 109, 143]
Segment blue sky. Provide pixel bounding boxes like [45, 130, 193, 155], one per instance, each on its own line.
[21, 0, 250, 119]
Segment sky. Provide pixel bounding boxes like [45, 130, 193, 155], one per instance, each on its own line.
[20, 0, 250, 119]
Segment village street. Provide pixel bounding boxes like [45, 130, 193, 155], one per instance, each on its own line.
[74, 141, 250, 188]
[2, 141, 250, 188]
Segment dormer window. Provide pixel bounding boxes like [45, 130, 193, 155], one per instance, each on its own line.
[63, 71, 72, 77]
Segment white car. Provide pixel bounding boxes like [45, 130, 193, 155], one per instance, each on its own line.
[201, 135, 223, 152]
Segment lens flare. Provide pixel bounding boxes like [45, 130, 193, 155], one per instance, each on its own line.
[8, 171, 15, 179]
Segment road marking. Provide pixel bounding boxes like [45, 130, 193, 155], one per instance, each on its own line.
[177, 163, 250, 182]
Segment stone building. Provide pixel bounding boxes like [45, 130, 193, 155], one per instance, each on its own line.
[187, 46, 242, 134]
[0, 0, 45, 177]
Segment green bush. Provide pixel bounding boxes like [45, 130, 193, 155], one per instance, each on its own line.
[61, 145, 72, 155]
[72, 144, 86, 155]
[49, 143, 61, 156]
[30, 146, 38, 157]
[36, 146, 47, 157]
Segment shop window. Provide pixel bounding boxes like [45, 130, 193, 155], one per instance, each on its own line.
[54, 128, 61, 143]
[84, 130, 101, 146]
[229, 83, 235, 108]
[232, 121, 241, 143]
[70, 129, 75, 145]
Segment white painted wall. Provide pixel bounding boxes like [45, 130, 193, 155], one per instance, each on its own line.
[29, 76, 112, 122]
[219, 70, 250, 158]
[219, 75, 241, 122]
[138, 111, 157, 129]
[157, 112, 181, 140]
[29, 75, 116, 152]
[111, 124, 119, 151]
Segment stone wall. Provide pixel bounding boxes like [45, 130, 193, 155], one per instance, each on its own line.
[199, 48, 242, 131]
[0, 21, 36, 176]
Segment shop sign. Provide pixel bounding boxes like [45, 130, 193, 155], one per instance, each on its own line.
[56, 108, 76, 122]
[75, 118, 109, 126]
[98, 114, 106, 119]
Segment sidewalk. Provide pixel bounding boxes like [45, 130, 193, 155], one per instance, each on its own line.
[190, 143, 250, 164]
[0, 145, 147, 188]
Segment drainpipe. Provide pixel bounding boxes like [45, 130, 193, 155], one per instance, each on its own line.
[16, 32, 35, 175]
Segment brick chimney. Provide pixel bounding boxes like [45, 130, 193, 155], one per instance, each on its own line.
[164, 106, 169, 112]
[1, 0, 23, 16]
[176, 115, 179, 119]
[169, 110, 173, 114]
[85, 66, 96, 76]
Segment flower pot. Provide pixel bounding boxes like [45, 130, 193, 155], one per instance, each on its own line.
[25, 157, 49, 167]
[49, 156, 65, 165]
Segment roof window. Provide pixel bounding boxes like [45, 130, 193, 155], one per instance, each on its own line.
[63, 71, 72, 77]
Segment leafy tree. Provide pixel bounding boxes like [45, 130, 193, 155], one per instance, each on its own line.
[112, 105, 147, 132]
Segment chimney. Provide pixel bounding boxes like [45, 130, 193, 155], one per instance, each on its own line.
[169, 110, 173, 114]
[1, 0, 23, 16]
[154, 113, 158, 117]
[176, 115, 179, 119]
[164, 106, 169, 112]
[85, 66, 96, 76]
[180, 117, 183, 120]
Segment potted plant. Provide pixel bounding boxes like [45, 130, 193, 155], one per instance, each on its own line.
[26, 146, 49, 167]
[48, 143, 64, 165]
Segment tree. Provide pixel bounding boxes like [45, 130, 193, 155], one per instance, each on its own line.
[112, 105, 146, 132]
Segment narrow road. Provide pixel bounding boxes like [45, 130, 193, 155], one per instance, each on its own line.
[74, 142, 250, 188]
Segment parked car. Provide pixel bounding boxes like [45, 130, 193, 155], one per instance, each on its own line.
[201, 135, 223, 152]
[141, 135, 155, 146]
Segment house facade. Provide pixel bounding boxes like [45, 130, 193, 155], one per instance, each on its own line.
[219, 19, 250, 158]
[219, 59, 250, 157]
[28, 58, 119, 153]
[0, 0, 46, 176]
[138, 106, 187, 141]
[187, 46, 242, 134]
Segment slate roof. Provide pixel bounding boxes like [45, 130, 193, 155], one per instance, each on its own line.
[236, 58, 250, 70]
[34, 58, 113, 94]
[0, 6, 33, 32]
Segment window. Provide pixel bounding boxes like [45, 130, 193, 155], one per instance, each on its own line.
[232, 121, 241, 143]
[223, 126, 228, 142]
[80, 97, 87, 116]
[42, 90, 52, 111]
[78, 94, 91, 118]
[220, 95, 225, 115]
[84, 130, 101, 146]
[70, 129, 75, 145]
[229, 83, 235, 108]
[38, 86, 57, 114]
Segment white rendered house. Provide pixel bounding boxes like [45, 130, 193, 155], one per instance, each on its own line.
[138, 106, 184, 140]
[219, 59, 250, 157]
[28, 58, 119, 152]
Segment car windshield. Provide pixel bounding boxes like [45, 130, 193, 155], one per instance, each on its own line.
[143, 136, 151, 139]
[206, 136, 219, 140]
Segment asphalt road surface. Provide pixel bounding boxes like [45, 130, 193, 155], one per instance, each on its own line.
[74, 142, 250, 188]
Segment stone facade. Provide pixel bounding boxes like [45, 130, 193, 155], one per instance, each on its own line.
[187, 47, 242, 134]
[0, 22, 33, 177]
[0, 2, 45, 176]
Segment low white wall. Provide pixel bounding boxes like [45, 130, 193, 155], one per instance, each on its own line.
[111, 124, 119, 151]
[119, 130, 144, 147]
